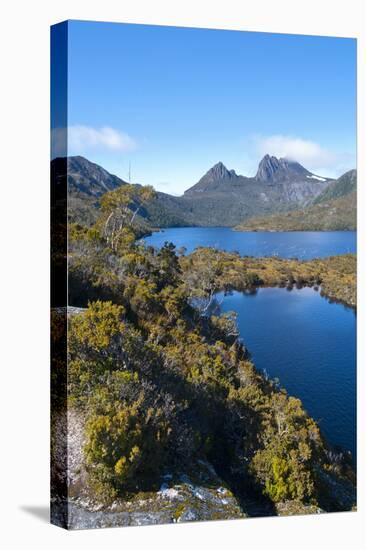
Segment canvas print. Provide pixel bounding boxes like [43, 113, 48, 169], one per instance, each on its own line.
[51, 21, 357, 529]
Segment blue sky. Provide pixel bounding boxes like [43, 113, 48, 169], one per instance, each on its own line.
[55, 21, 356, 195]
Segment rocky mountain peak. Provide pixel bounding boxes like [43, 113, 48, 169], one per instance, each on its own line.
[255, 154, 311, 183]
[184, 162, 238, 194]
[204, 162, 236, 182]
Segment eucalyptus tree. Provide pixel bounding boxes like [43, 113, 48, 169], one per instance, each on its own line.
[100, 184, 155, 251]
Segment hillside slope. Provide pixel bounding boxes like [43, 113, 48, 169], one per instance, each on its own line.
[52, 156, 128, 226]
[235, 170, 357, 232]
[313, 169, 357, 204]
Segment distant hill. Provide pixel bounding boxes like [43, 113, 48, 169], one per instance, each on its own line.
[313, 169, 357, 204]
[54, 154, 337, 228]
[235, 170, 357, 232]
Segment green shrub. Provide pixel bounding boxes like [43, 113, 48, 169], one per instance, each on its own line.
[84, 400, 170, 499]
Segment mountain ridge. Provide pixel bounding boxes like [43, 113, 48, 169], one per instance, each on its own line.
[313, 169, 356, 204]
[164, 155, 333, 226]
[57, 155, 350, 228]
[235, 170, 357, 232]
[52, 155, 130, 225]
[65, 155, 128, 197]
[185, 155, 332, 195]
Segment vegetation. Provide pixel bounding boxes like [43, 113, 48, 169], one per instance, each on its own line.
[235, 192, 356, 231]
[236, 170, 357, 232]
[313, 170, 356, 204]
[63, 182, 356, 514]
[181, 248, 356, 308]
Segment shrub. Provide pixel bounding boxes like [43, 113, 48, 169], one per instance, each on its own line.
[84, 400, 170, 499]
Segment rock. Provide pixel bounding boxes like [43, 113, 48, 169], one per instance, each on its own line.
[158, 487, 181, 500]
[62, 462, 246, 528]
[178, 507, 199, 522]
[54, 409, 246, 529]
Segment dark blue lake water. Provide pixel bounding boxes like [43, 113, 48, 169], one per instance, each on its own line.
[144, 227, 356, 259]
[218, 287, 356, 457]
[145, 227, 356, 457]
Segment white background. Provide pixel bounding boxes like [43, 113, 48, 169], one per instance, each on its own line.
[0, 0, 365, 548]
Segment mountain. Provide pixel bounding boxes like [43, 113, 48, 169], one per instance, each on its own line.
[152, 156, 332, 227]
[184, 156, 331, 196]
[184, 162, 239, 194]
[235, 170, 357, 232]
[52, 156, 129, 226]
[56, 154, 335, 228]
[255, 154, 328, 183]
[65, 156, 127, 198]
[313, 169, 357, 204]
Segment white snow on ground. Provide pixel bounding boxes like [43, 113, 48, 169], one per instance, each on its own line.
[307, 174, 326, 181]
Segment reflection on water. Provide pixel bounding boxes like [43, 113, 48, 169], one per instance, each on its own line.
[218, 287, 356, 457]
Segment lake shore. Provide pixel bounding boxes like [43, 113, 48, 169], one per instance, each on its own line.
[180, 249, 356, 309]
[144, 227, 356, 260]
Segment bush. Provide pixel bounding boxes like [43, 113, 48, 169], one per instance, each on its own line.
[252, 450, 314, 502]
[85, 400, 170, 499]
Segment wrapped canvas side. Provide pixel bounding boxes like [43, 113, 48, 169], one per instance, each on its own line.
[50, 21, 69, 529]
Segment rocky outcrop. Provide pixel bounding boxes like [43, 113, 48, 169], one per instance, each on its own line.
[65, 469, 245, 529]
[52, 408, 245, 529]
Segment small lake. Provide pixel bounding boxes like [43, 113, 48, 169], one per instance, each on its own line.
[144, 227, 356, 259]
[218, 287, 356, 457]
[144, 227, 356, 457]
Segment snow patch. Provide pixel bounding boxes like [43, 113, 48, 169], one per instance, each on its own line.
[307, 174, 326, 182]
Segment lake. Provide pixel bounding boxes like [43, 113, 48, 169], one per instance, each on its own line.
[144, 227, 356, 259]
[218, 287, 356, 457]
[144, 227, 356, 457]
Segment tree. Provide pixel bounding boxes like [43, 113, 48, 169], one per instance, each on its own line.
[100, 184, 155, 251]
[156, 242, 182, 288]
[183, 248, 224, 314]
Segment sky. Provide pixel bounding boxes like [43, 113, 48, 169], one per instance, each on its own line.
[52, 21, 356, 195]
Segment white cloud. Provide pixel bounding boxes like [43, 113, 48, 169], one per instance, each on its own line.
[255, 134, 336, 168]
[51, 125, 137, 158]
[250, 134, 356, 177]
[68, 125, 137, 152]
